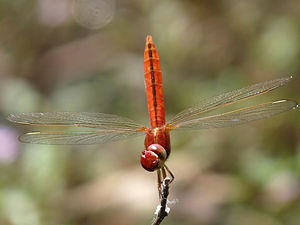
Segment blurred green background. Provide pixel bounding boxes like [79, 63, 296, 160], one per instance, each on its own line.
[0, 0, 299, 225]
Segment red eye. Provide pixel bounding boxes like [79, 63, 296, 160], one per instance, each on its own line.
[147, 144, 167, 160]
[140, 150, 159, 172]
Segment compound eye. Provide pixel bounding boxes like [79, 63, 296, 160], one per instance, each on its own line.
[140, 150, 159, 172]
[147, 144, 167, 160]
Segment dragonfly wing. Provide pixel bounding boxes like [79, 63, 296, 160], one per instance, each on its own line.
[19, 130, 145, 145]
[172, 100, 297, 130]
[7, 112, 148, 144]
[167, 77, 292, 126]
[7, 112, 144, 130]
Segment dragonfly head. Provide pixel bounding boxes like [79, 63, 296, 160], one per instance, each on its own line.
[140, 144, 167, 172]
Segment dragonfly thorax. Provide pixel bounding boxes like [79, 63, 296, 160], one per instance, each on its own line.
[140, 144, 167, 172]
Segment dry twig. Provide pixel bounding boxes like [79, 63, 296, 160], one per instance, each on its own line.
[151, 178, 171, 225]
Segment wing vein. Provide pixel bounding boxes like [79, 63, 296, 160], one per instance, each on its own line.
[167, 77, 292, 126]
[174, 99, 297, 130]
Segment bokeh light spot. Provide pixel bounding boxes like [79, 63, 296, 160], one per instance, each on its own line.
[72, 0, 115, 30]
[0, 126, 20, 164]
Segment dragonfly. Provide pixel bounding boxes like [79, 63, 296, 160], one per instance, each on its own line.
[7, 35, 298, 195]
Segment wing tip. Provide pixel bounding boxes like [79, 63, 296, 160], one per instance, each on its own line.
[7, 114, 17, 122]
[18, 134, 29, 143]
[293, 101, 299, 110]
[7, 113, 29, 124]
[278, 76, 293, 84]
[286, 75, 293, 82]
[272, 99, 298, 110]
[19, 132, 46, 144]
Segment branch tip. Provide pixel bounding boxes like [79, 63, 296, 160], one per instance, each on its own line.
[151, 177, 171, 225]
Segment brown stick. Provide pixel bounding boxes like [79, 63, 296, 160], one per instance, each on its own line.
[151, 177, 171, 225]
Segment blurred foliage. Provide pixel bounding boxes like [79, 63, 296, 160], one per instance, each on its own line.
[0, 0, 299, 225]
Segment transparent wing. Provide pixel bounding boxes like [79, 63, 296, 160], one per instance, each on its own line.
[172, 100, 297, 130]
[19, 130, 145, 145]
[7, 112, 144, 130]
[7, 112, 147, 144]
[167, 76, 292, 127]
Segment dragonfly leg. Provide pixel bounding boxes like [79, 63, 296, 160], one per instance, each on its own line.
[160, 167, 168, 199]
[164, 164, 175, 183]
[157, 169, 162, 199]
[161, 166, 167, 180]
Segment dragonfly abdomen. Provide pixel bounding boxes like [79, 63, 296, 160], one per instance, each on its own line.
[144, 35, 165, 128]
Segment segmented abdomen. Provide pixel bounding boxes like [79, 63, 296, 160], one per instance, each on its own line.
[144, 36, 165, 128]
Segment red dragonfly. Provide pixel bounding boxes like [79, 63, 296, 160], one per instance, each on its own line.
[7, 35, 298, 194]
